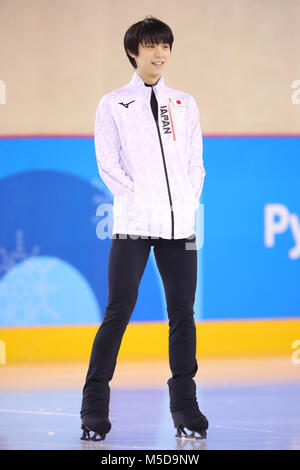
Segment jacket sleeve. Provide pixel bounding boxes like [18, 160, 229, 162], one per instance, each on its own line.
[94, 95, 134, 196]
[188, 95, 205, 209]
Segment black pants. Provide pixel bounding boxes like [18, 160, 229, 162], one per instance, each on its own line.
[81, 233, 199, 417]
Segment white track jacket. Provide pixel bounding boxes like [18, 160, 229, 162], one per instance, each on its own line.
[94, 70, 205, 239]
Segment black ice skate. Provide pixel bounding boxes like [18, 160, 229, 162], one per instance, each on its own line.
[80, 413, 111, 442]
[171, 406, 208, 440]
[168, 377, 208, 440]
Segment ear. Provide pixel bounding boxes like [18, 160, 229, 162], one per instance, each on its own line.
[127, 49, 137, 59]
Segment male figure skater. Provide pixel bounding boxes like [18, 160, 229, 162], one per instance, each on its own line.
[80, 16, 208, 441]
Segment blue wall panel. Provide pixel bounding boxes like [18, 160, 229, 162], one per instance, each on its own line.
[0, 136, 299, 325]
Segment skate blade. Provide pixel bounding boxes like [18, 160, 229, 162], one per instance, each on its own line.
[80, 427, 106, 442]
[175, 427, 207, 440]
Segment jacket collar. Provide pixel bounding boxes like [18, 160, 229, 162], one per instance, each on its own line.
[128, 70, 166, 98]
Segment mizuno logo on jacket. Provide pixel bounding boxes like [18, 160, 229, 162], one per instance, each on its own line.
[118, 100, 135, 108]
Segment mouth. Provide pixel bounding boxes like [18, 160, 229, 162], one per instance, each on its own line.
[151, 61, 165, 67]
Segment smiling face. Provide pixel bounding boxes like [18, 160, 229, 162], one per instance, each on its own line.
[128, 40, 171, 85]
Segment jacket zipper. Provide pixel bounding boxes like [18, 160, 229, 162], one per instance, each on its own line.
[151, 92, 174, 239]
[155, 121, 174, 239]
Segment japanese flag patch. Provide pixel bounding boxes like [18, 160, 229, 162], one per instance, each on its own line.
[170, 98, 185, 107]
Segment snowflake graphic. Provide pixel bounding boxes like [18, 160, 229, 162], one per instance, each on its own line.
[0, 231, 60, 325]
[0, 230, 40, 275]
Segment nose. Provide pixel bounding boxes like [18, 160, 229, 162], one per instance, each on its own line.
[154, 44, 165, 58]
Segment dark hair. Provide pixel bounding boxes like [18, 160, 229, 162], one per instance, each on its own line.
[124, 15, 174, 69]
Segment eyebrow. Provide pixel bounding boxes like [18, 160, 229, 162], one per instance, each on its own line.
[144, 42, 169, 46]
